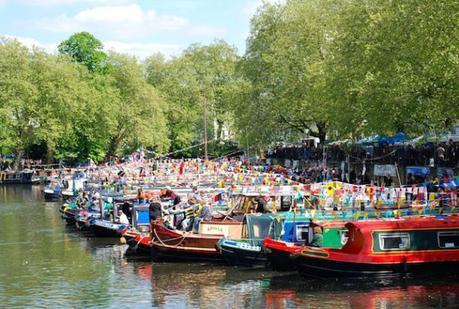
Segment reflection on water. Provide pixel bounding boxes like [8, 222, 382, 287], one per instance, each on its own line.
[1, 186, 459, 308]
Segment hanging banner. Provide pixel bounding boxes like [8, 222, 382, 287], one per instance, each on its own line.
[437, 167, 454, 178]
[374, 164, 397, 177]
[406, 166, 430, 177]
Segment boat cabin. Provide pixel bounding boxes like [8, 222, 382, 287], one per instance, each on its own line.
[341, 215, 459, 254]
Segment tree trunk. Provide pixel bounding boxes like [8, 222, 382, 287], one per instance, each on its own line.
[13, 150, 24, 172]
[216, 119, 223, 141]
[316, 122, 327, 144]
[106, 136, 122, 160]
[46, 144, 54, 164]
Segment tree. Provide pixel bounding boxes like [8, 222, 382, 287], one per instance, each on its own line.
[145, 40, 242, 158]
[105, 52, 169, 157]
[58, 32, 109, 74]
[0, 38, 99, 167]
[236, 0, 338, 148]
[328, 0, 459, 137]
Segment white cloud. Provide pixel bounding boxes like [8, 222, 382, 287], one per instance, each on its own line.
[105, 41, 182, 59]
[37, 4, 189, 37]
[1, 34, 57, 53]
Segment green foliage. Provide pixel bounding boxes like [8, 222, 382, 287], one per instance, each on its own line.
[234, 0, 459, 147]
[3, 2, 459, 165]
[145, 40, 242, 157]
[58, 32, 109, 74]
[327, 0, 459, 137]
[0, 34, 169, 166]
[106, 52, 169, 157]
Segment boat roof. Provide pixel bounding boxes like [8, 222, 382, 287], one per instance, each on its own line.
[346, 215, 459, 232]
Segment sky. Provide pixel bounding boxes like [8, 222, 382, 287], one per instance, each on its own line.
[0, 0, 276, 59]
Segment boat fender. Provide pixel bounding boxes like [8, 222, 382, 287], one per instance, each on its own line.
[402, 256, 407, 273]
[120, 237, 127, 244]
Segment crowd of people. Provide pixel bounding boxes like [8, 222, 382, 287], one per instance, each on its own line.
[268, 140, 458, 168]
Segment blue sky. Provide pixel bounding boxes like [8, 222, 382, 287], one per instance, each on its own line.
[0, 0, 276, 58]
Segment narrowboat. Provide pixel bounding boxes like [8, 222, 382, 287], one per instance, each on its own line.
[216, 212, 312, 268]
[294, 215, 459, 277]
[88, 218, 128, 237]
[88, 200, 129, 237]
[59, 202, 80, 224]
[61, 174, 87, 200]
[0, 170, 41, 185]
[150, 219, 241, 262]
[44, 179, 63, 200]
[151, 186, 293, 263]
[214, 188, 305, 267]
[75, 210, 101, 231]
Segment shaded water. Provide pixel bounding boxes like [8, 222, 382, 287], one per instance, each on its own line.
[1, 186, 459, 308]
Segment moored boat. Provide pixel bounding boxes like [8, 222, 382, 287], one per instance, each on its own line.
[0, 170, 41, 185]
[294, 215, 459, 278]
[150, 219, 242, 262]
[216, 212, 310, 268]
[88, 218, 128, 237]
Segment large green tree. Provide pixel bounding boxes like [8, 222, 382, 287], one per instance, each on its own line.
[0, 38, 103, 167]
[58, 31, 109, 74]
[328, 0, 459, 137]
[236, 0, 338, 148]
[145, 40, 242, 158]
[105, 52, 169, 158]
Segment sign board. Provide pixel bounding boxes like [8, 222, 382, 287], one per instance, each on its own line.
[437, 167, 454, 178]
[406, 166, 430, 177]
[374, 164, 397, 177]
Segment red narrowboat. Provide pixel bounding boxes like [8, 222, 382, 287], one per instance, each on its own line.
[295, 215, 459, 277]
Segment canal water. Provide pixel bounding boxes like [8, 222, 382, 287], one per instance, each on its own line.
[1, 186, 459, 308]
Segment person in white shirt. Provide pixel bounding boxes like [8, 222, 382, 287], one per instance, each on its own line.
[118, 210, 130, 225]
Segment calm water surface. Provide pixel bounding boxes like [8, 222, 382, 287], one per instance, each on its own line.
[1, 186, 459, 308]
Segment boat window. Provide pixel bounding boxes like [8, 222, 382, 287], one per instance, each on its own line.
[379, 233, 410, 251]
[438, 231, 459, 248]
[280, 196, 292, 211]
[296, 225, 309, 241]
[340, 230, 349, 246]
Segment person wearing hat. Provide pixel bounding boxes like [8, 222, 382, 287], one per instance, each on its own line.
[187, 185, 201, 206]
[160, 187, 181, 206]
[310, 226, 323, 247]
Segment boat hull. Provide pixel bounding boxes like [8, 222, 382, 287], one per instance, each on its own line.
[89, 221, 126, 237]
[216, 240, 266, 267]
[44, 191, 61, 200]
[295, 254, 459, 278]
[263, 238, 301, 271]
[151, 223, 224, 262]
[123, 231, 152, 257]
